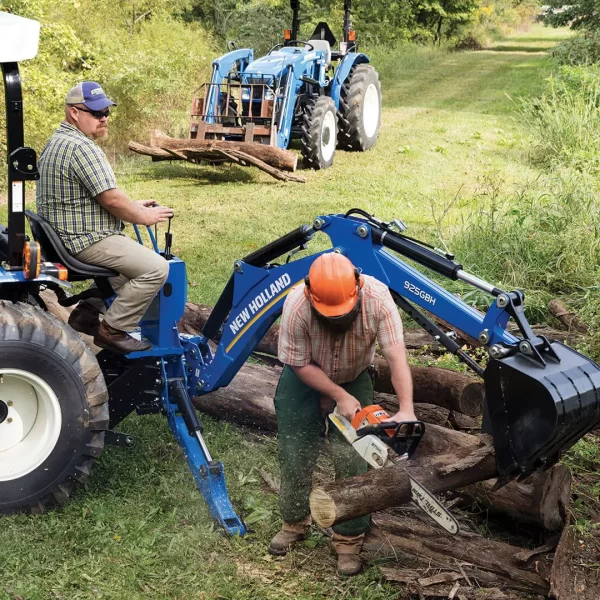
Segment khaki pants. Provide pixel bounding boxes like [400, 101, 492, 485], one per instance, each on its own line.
[75, 234, 169, 332]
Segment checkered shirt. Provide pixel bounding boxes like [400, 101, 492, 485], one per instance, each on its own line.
[36, 121, 122, 254]
[278, 275, 404, 384]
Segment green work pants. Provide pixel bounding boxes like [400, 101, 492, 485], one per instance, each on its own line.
[273, 366, 373, 537]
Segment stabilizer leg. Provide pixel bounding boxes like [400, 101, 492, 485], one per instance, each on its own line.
[164, 374, 246, 536]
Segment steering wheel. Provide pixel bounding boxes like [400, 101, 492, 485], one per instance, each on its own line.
[267, 40, 315, 55]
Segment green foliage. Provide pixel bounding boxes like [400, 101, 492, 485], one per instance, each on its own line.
[552, 30, 600, 66]
[540, 0, 600, 32]
[0, 0, 215, 174]
[517, 65, 600, 174]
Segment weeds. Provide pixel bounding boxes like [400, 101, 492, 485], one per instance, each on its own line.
[448, 171, 600, 326]
[517, 65, 600, 174]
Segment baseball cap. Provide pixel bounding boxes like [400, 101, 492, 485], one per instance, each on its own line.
[65, 81, 116, 111]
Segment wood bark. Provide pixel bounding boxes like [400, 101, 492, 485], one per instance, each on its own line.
[180, 302, 485, 415]
[548, 298, 589, 334]
[309, 423, 499, 528]
[550, 519, 600, 599]
[150, 130, 298, 172]
[461, 465, 571, 531]
[367, 514, 550, 596]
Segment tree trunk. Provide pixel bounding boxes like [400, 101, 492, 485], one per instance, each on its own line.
[368, 514, 550, 596]
[149, 129, 298, 172]
[309, 424, 499, 528]
[461, 465, 571, 531]
[181, 302, 485, 415]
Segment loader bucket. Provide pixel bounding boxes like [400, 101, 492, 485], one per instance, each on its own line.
[484, 341, 600, 482]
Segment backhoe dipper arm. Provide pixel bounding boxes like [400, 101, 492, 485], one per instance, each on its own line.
[189, 211, 600, 491]
[192, 213, 520, 396]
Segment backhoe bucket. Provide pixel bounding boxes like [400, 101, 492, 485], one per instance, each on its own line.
[484, 341, 600, 482]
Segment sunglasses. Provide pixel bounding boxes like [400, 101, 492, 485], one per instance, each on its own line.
[72, 106, 111, 119]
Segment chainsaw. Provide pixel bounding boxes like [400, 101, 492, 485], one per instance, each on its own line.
[329, 405, 460, 534]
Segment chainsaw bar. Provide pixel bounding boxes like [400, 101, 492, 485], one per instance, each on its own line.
[408, 475, 459, 535]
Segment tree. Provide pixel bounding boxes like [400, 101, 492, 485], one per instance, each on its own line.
[541, 0, 600, 32]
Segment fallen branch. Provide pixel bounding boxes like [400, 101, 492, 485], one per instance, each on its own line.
[548, 299, 589, 334]
[369, 514, 550, 596]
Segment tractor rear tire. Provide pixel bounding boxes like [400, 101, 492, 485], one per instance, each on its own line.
[338, 64, 381, 151]
[0, 302, 108, 514]
[301, 95, 338, 170]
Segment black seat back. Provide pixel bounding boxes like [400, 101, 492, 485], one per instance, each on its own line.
[25, 210, 118, 279]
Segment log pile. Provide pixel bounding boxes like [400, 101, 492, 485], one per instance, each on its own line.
[129, 130, 305, 183]
[41, 292, 597, 598]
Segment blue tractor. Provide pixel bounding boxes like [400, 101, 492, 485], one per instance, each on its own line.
[3, 12, 600, 537]
[189, 0, 382, 169]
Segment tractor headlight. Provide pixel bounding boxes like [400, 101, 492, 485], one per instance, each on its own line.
[265, 89, 274, 101]
[241, 88, 251, 101]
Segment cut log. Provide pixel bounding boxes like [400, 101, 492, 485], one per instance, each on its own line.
[548, 299, 589, 334]
[461, 465, 571, 531]
[309, 423, 498, 528]
[368, 514, 550, 596]
[375, 362, 483, 416]
[309, 422, 570, 532]
[150, 130, 298, 172]
[180, 302, 485, 415]
[192, 362, 452, 431]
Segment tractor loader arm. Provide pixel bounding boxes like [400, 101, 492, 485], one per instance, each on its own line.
[188, 210, 600, 486]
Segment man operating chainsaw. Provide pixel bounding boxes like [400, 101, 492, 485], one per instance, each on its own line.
[269, 252, 415, 576]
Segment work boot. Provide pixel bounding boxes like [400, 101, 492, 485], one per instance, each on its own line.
[332, 532, 364, 577]
[94, 320, 152, 354]
[68, 302, 101, 336]
[268, 517, 311, 556]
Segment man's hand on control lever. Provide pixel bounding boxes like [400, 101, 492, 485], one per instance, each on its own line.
[141, 204, 174, 226]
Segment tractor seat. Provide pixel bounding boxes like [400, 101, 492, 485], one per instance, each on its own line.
[310, 40, 331, 64]
[25, 210, 118, 281]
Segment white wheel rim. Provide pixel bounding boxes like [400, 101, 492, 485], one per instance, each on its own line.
[321, 110, 336, 162]
[363, 83, 380, 139]
[0, 369, 62, 481]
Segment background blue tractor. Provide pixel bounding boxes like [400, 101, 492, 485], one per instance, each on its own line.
[189, 0, 382, 169]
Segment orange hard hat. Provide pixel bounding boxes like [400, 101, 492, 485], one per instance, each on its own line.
[304, 253, 363, 317]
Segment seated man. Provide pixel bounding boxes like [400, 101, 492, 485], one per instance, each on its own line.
[36, 81, 174, 354]
[269, 252, 415, 576]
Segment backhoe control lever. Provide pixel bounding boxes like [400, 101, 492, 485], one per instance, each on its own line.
[356, 420, 425, 458]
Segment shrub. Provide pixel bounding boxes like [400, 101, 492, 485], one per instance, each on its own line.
[552, 31, 600, 66]
[1, 0, 215, 180]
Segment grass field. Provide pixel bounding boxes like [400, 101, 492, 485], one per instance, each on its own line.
[3, 24, 597, 600]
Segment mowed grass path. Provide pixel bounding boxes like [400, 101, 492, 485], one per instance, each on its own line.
[2, 24, 571, 600]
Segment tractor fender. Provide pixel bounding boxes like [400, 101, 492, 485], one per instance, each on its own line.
[330, 52, 370, 108]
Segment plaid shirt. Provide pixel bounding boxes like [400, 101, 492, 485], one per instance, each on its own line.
[278, 275, 404, 384]
[36, 121, 122, 254]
